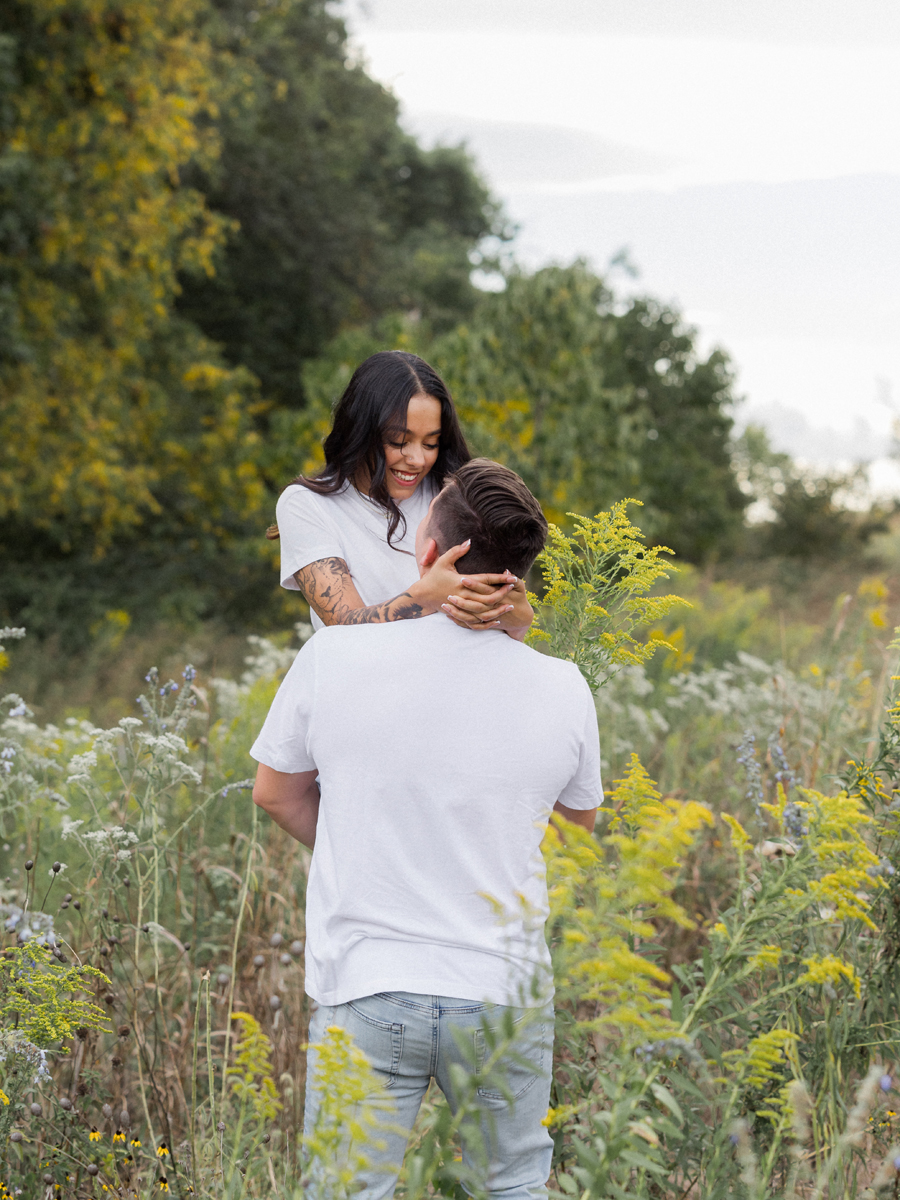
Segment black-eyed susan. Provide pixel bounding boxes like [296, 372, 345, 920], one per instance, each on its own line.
[156, 1141, 169, 1158]
[89, 1128, 102, 1142]
[130, 1137, 141, 1149]
[113, 1129, 126, 1143]
[158, 1179, 169, 1193]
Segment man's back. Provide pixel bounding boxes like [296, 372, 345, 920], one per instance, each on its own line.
[251, 615, 601, 1007]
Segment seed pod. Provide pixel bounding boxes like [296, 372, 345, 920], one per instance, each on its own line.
[122, 877, 130, 888]
[183, 941, 191, 950]
[86, 1163, 99, 1176]
[59, 1097, 73, 1110]
[30, 1103, 42, 1116]
[269, 933, 283, 948]
[118, 1025, 130, 1039]
[217, 1121, 226, 1132]
[63, 893, 72, 903]
[51, 861, 61, 873]
[280, 953, 292, 966]
[269, 995, 282, 1011]
[101, 908, 108, 918]
[102, 1103, 113, 1118]
[119, 1109, 130, 1126]
[141, 924, 149, 933]
[216, 972, 230, 987]
[75, 1026, 88, 1040]
[10, 1130, 23, 1142]
[253, 955, 265, 968]
[73, 901, 81, 910]
[290, 940, 304, 956]
[44, 1173, 54, 1183]
[262, 1132, 270, 1144]
[25, 859, 33, 870]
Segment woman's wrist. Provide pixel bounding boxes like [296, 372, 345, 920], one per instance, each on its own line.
[498, 589, 533, 634]
[407, 576, 440, 615]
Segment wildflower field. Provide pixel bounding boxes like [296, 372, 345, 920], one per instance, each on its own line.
[2, 507, 900, 1199]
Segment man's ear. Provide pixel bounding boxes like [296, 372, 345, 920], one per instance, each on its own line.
[419, 536, 440, 570]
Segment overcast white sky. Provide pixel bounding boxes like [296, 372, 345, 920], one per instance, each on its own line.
[344, 0, 900, 485]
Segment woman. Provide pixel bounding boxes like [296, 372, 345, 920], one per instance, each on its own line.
[269, 350, 534, 636]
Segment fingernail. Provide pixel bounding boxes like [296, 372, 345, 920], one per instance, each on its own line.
[462, 539, 471, 548]
[441, 604, 450, 613]
[448, 596, 460, 605]
[505, 606, 514, 613]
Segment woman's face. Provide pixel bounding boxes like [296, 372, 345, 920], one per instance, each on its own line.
[381, 392, 442, 500]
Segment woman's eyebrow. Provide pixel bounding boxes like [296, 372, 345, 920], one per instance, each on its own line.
[385, 427, 442, 438]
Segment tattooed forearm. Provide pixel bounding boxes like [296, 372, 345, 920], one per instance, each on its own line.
[342, 593, 424, 624]
[295, 558, 424, 626]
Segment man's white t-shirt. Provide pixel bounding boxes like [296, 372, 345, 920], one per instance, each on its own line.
[276, 480, 435, 631]
[250, 616, 602, 1008]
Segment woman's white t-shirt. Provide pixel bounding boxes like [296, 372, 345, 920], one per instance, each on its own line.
[275, 479, 436, 630]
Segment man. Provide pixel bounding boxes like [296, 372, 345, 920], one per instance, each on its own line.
[251, 458, 601, 1199]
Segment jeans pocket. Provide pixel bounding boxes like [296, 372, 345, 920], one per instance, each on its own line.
[343, 998, 405, 1089]
[474, 1011, 549, 1102]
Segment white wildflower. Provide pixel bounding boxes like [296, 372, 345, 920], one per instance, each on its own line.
[67, 750, 98, 776]
[61, 817, 85, 839]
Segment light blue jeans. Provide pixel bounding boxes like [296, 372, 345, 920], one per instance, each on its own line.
[304, 991, 555, 1199]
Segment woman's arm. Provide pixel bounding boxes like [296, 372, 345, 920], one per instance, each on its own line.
[295, 553, 518, 628]
[296, 557, 427, 625]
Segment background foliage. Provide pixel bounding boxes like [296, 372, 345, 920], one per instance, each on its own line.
[2, 0, 888, 664]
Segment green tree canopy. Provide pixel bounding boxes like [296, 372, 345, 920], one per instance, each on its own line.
[0, 0, 266, 558]
[176, 0, 505, 406]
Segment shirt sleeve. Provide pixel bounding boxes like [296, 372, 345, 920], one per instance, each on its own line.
[276, 485, 345, 591]
[555, 673, 603, 811]
[249, 639, 318, 773]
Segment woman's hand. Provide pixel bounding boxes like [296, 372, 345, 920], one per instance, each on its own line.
[444, 575, 533, 638]
[408, 544, 518, 628]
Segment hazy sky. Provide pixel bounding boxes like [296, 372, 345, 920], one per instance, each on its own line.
[345, 0, 900, 481]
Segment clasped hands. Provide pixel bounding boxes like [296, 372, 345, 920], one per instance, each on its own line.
[409, 543, 533, 638]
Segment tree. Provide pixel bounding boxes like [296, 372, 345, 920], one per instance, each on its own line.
[0, 0, 266, 560]
[176, 0, 505, 407]
[733, 426, 888, 559]
[604, 297, 748, 560]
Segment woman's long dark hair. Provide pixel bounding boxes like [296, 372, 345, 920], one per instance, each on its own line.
[275, 351, 470, 548]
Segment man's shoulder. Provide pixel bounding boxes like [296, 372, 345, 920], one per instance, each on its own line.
[511, 641, 588, 686]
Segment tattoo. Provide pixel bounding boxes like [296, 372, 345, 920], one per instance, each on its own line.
[295, 557, 424, 626]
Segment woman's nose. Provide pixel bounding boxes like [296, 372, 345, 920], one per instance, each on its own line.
[403, 445, 425, 467]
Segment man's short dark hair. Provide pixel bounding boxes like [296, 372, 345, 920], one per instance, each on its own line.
[429, 458, 548, 576]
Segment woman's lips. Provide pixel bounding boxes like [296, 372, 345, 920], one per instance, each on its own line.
[390, 469, 419, 487]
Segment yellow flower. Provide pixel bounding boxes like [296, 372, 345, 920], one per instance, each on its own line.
[159, 1181, 169, 1193]
[748, 945, 782, 971]
[156, 1142, 169, 1158]
[130, 1138, 141, 1148]
[89, 1128, 102, 1142]
[0, 1089, 9, 1105]
[113, 1130, 126, 1143]
[799, 953, 861, 998]
[712, 922, 728, 937]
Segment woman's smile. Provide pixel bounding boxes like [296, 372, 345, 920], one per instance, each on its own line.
[390, 468, 420, 488]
